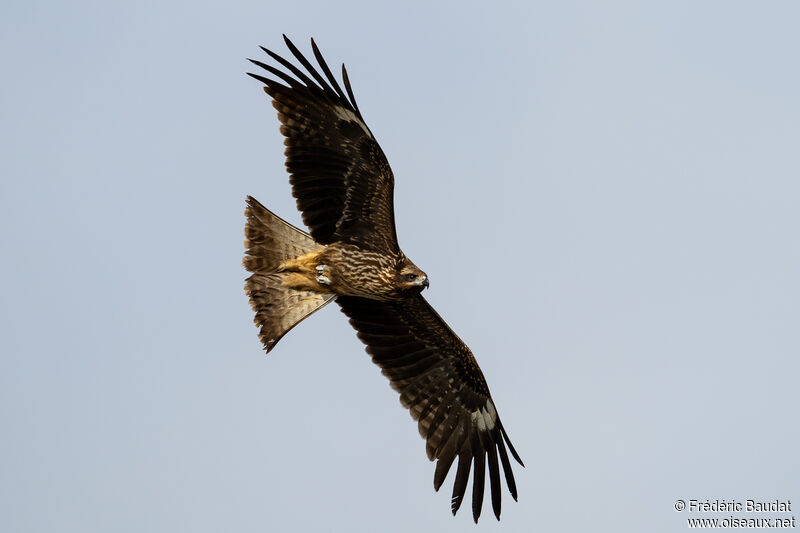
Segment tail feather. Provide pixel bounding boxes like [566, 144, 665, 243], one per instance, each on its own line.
[243, 196, 334, 352]
[244, 196, 320, 272]
[245, 273, 335, 352]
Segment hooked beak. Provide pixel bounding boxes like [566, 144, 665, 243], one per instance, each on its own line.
[419, 276, 430, 289]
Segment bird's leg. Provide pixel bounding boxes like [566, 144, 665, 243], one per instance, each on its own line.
[315, 264, 331, 285]
[279, 250, 322, 275]
[278, 250, 333, 292]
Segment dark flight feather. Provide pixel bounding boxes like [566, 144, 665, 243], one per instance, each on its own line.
[337, 295, 523, 522]
[247, 36, 397, 251]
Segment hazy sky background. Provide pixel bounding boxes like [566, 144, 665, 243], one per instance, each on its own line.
[1, 1, 798, 531]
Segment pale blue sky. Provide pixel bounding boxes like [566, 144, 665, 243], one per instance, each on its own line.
[1, 1, 798, 531]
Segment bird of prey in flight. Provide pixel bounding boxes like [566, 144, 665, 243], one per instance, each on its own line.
[243, 35, 523, 522]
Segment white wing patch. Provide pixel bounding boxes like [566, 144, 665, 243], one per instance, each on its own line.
[333, 105, 372, 137]
[471, 399, 497, 432]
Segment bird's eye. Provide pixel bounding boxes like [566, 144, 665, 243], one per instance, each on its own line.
[404, 273, 417, 281]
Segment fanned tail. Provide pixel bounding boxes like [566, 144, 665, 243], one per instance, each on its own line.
[243, 196, 335, 352]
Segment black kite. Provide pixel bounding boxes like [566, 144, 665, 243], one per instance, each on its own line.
[243, 36, 523, 522]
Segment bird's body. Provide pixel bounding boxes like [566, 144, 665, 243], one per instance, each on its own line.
[244, 36, 523, 522]
[279, 243, 425, 300]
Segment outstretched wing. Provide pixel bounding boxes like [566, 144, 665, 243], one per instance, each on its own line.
[247, 36, 399, 253]
[337, 295, 524, 523]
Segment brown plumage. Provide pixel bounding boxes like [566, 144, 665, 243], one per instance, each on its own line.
[243, 35, 523, 522]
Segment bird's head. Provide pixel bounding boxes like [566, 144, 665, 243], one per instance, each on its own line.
[396, 259, 429, 295]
